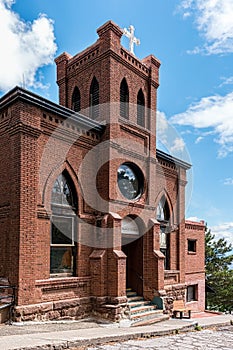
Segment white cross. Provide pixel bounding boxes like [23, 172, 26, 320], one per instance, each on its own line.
[123, 25, 140, 55]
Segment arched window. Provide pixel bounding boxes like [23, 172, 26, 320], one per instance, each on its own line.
[120, 78, 129, 119]
[90, 77, 99, 119]
[72, 87, 81, 112]
[137, 89, 145, 127]
[156, 196, 170, 222]
[51, 173, 75, 207]
[50, 172, 77, 276]
[156, 196, 170, 270]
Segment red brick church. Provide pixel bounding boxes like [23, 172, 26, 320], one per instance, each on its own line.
[0, 21, 205, 324]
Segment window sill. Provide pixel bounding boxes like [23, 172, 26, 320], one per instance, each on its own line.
[35, 276, 91, 292]
[186, 300, 198, 304]
[50, 272, 73, 278]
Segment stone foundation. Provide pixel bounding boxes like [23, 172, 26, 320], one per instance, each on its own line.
[163, 284, 186, 314]
[91, 296, 129, 322]
[13, 295, 129, 323]
[14, 297, 92, 322]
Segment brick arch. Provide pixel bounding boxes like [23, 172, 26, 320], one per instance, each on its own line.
[124, 214, 146, 234]
[42, 161, 84, 215]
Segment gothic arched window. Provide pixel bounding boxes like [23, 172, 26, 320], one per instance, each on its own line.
[156, 196, 170, 222]
[120, 78, 129, 119]
[137, 89, 145, 127]
[72, 87, 81, 112]
[50, 172, 77, 276]
[51, 173, 75, 207]
[90, 77, 99, 119]
[156, 196, 170, 270]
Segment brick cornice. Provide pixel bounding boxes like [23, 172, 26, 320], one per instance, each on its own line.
[67, 49, 159, 87]
[109, 141, 147, 161]
[0, 87, 104, 133]
[97, 20, 123, 38]
[156, 149, 191, 170]
[7, 122, 41, 138]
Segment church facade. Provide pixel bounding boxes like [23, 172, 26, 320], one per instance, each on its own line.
[0, 21, 205, 323]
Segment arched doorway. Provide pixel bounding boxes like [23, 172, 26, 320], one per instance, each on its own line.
[121, 216, 143, 295]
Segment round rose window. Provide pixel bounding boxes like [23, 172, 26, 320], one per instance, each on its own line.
[117, 163, 143, 200]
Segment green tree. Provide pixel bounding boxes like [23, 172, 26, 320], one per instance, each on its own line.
[205, 228, 233, 312]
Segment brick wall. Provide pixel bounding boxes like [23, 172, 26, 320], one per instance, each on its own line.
[185, 220, 206, 311]
[0, 20, 206, 322]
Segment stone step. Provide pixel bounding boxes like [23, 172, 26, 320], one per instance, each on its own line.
[131, 314, 169, 327]
[126, 291, 137, 297]
[130, 309, 163, 320]
[126, 289, 166, 327]
[128, 300, 152, 308]
[130, 304, 158, 315]
[127, 296, 144, 302]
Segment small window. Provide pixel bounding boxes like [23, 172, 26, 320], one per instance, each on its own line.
[120, 78, 129, 119]
[188, 239, 197, 253]
[186, 285, 197, 302]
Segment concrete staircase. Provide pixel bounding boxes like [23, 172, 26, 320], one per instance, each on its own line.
[126, 289, 169, 326]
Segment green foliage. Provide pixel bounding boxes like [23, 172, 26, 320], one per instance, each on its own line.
[205, 227, 233, 312]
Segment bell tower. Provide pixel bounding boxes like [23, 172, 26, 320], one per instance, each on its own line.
[55, 19, 161, 209]
[55, 20, 160, 140]
[55, 21, 162, 307]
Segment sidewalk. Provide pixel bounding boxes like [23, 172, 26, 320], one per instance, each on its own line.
[0, 313, 232, 350]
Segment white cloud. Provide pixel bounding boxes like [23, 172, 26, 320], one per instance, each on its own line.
[210, 222, 233, 246]
[170, 92, 233, 157]
[195, 136, 203, 144]
[223, 178, 233, 185]
[157, 111, 189, 160]
[157, 111, 169, 135]
[219, 76, 233, 87]
[180, 0, 233, 54]
[0, 0, 57, 92]
[186, 216, 202, 222]
[170, 137, 185, 153]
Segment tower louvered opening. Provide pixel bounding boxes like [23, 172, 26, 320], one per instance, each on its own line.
[120, 78, 129, 119]
[137, 89, 145, 127]
[72, 87, 81, 112]
[90, 77, 99, 119]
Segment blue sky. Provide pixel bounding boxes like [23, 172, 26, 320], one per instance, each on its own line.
[1, 0, 233, 246]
